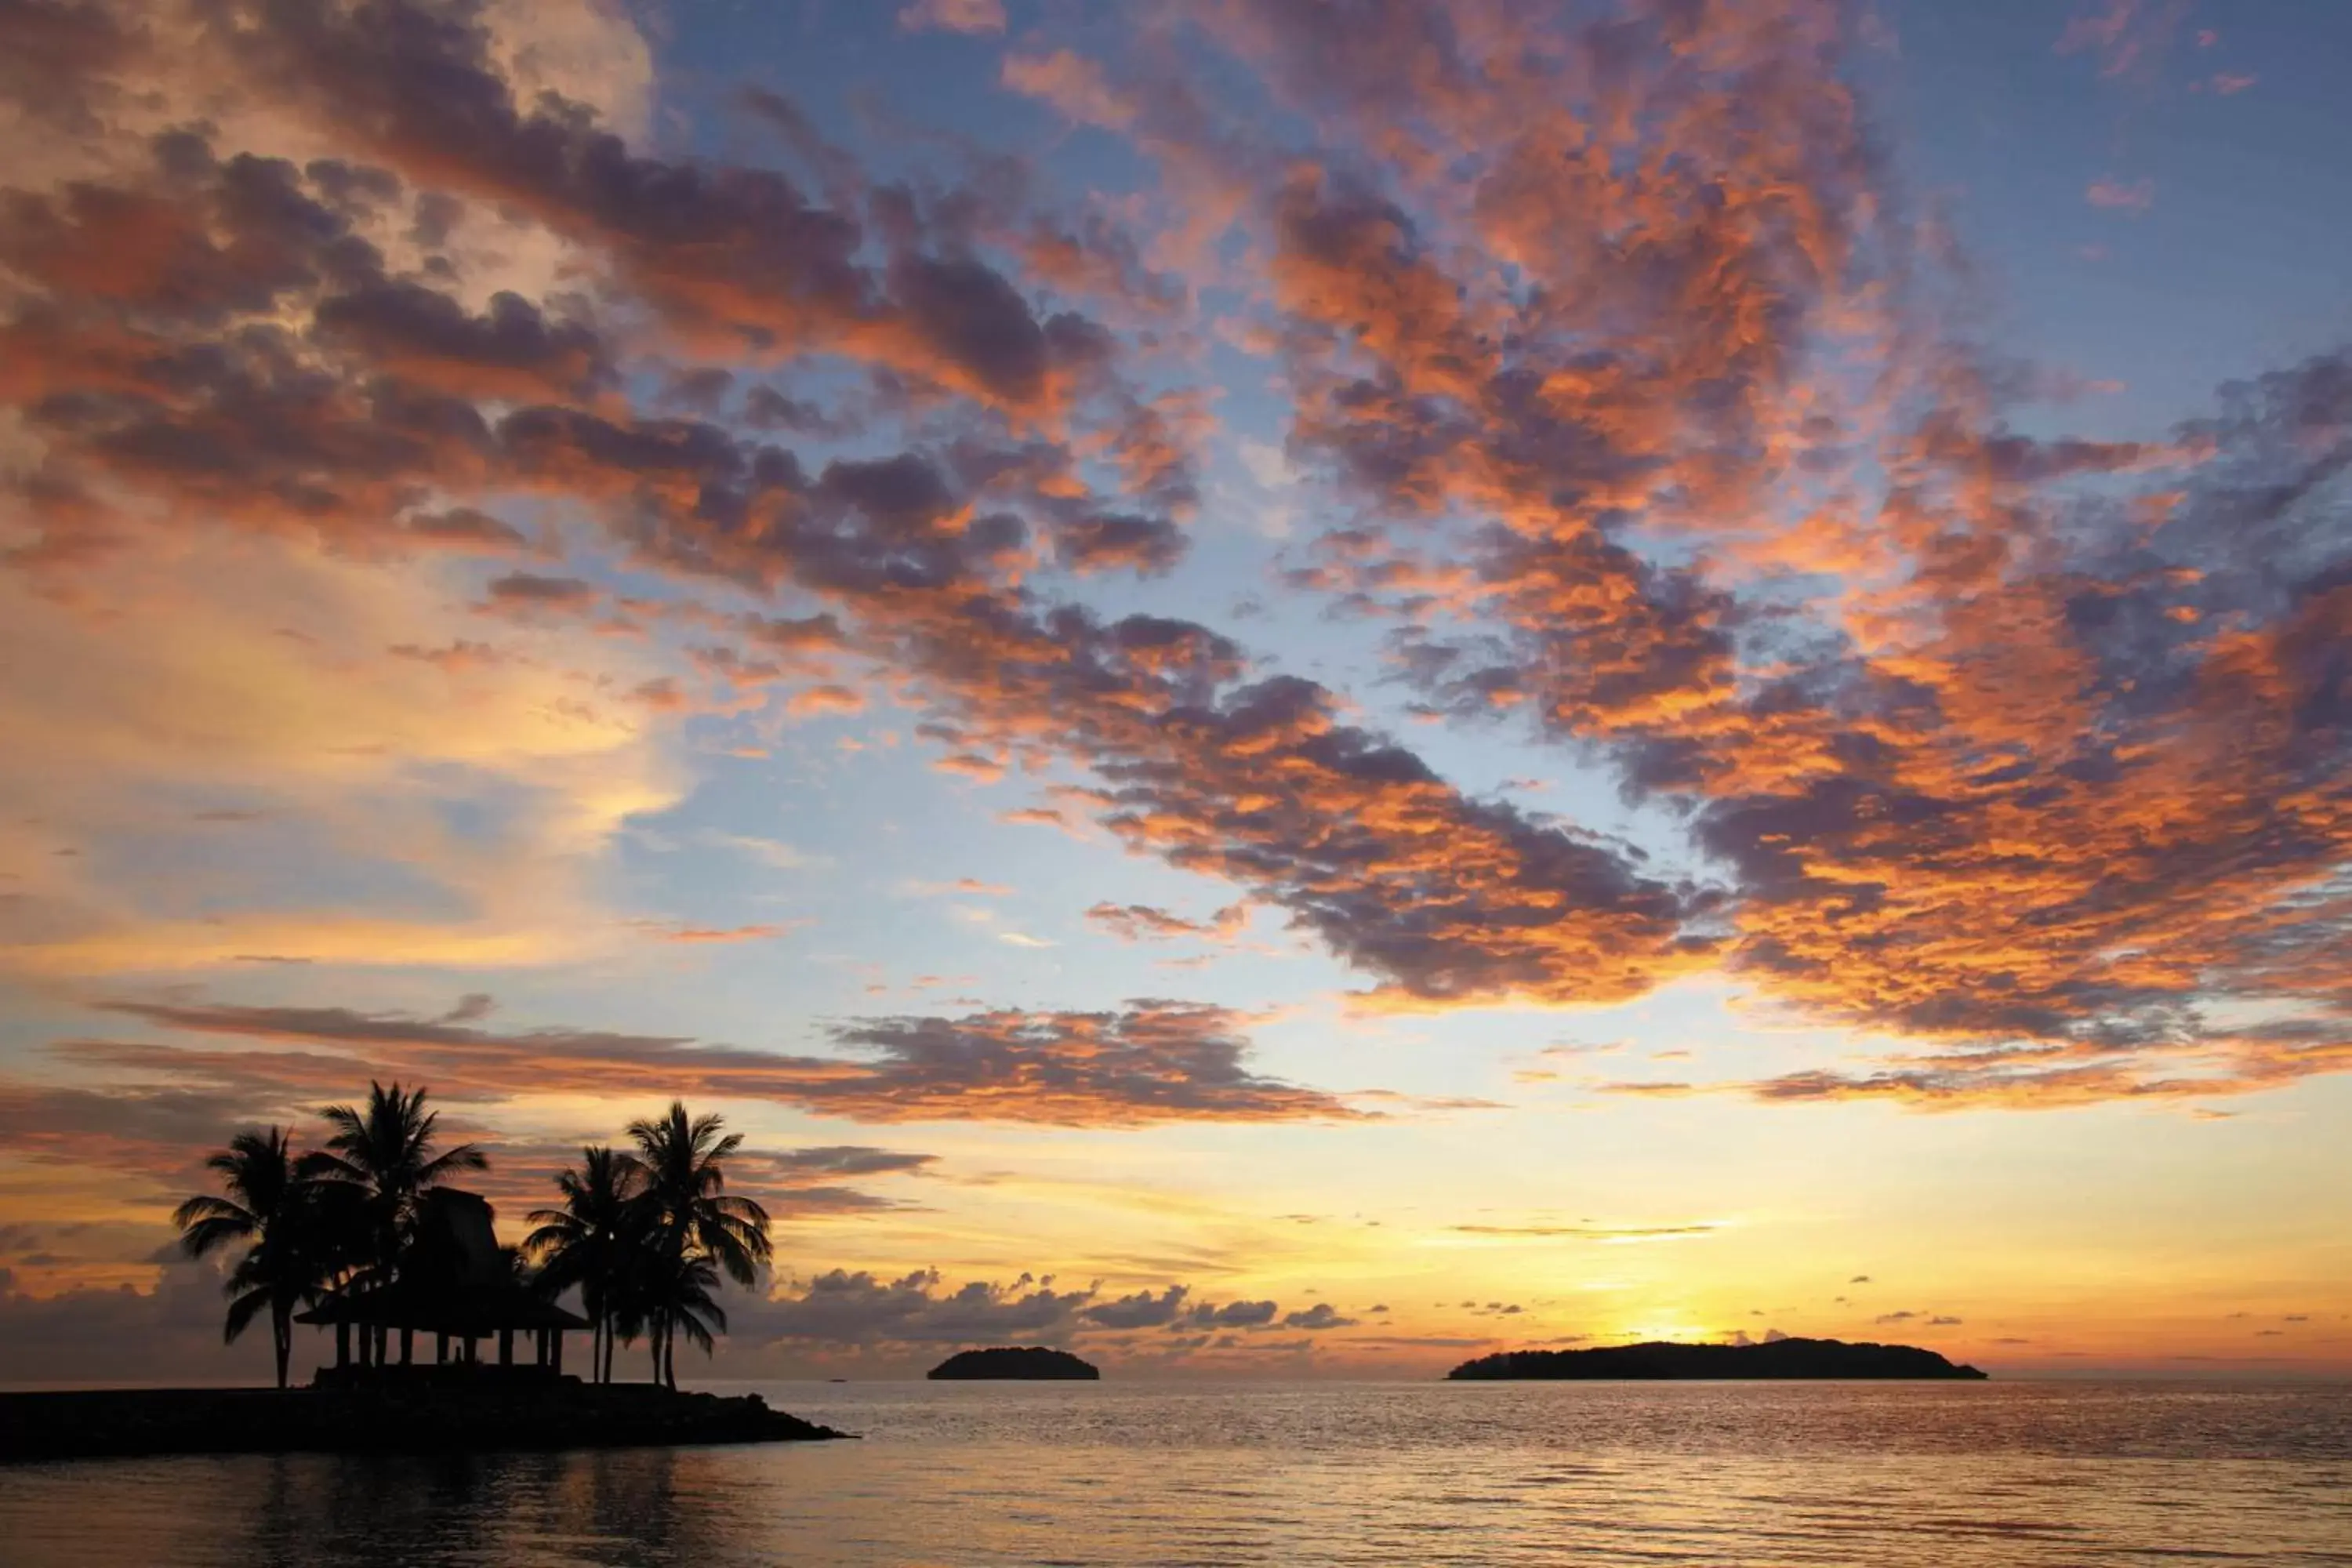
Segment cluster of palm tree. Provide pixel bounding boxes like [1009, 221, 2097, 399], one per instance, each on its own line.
[175, 1083, 769, 1391]
[524, 1104, 772, 1388]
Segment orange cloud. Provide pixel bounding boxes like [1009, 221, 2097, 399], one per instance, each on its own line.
[1086, 902, 1249, 944]
[8, 0, 2347, 1115]
[898, 0, 1004, 36]
[67, 994, 1362, 1127]
[636, 921, 800, 944]
[1055, 0, 2352, 1102]
[786, 684, 867, 717]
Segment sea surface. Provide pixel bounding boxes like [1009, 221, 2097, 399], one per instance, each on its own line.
[6, 1379, 2350, 1566]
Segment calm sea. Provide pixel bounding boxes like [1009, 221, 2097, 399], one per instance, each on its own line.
[5, 1380, 2350, 1566]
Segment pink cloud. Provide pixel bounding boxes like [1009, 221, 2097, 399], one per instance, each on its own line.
[785, 684, 866, 717]
[897, 0, 1004, 35]
[2086, 176, 2156, 212]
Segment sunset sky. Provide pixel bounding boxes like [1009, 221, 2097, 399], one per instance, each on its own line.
[1, 0, 2347, 1384]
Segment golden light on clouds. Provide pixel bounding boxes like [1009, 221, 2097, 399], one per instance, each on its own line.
[0, 0, 2345, 1383]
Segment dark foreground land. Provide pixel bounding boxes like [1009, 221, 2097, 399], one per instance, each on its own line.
[0, 1379, 851, 1463]
[1448, 1336, 1987, 1381]
[929, 1346, 1101, 1380]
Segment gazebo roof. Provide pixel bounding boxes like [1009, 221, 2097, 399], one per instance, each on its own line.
[293, 1189, 587, 1334]
[297, 1279, 590, 1334]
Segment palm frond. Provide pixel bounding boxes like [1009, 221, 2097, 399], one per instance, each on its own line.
[416, 1142, 489, 1183]
[221, 1283, 270, 1345]
[171, 1192, 254, 1232]
[176, 1215, 258, 1260]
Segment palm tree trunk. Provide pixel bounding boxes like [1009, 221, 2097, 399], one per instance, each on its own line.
[272, 1301, 292, 1390]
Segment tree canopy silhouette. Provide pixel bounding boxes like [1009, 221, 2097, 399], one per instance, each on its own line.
[176, 1089, 773, 1388]
[525, 1145, 646, 1385]
[623, 1102, 772, 1389]
[171, 1127, 335, 1389]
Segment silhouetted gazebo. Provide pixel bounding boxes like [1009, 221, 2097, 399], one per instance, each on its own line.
[297, 1190, 588, 1377]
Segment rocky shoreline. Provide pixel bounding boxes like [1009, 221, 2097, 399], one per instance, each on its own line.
[0, 1382, 851, 1463]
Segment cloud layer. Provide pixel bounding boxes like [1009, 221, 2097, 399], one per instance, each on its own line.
[28, 993, 1355, 1129]
[0, 0, 2343, 1134]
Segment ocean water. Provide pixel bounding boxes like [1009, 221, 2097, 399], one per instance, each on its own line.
[5, 1380, 2350, 1566]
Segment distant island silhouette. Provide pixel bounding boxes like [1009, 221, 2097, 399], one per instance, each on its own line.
[929, 1346, 1101, 1380]
[1447, 1337, 1987, 1381]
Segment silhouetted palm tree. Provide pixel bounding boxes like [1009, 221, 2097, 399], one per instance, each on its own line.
[624, 1103, 769, 1388]
[627, 1102, 772, 1287]
[314, 1082, 487, 1359]
[167, 1089, 772, 1388]
[172, 1127, 333, 1388]
[524, 1145, 646, 1385]
[635, 1246, 728, 1390]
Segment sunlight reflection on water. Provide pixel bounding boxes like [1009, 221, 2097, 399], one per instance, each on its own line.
[7, 1381, 2350, 1566]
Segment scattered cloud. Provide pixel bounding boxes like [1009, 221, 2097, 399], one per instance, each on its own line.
[691, 832, 828, 872]
[1450, 1223, 1719, 1243]
[2086, 176, 2156, 212]
[897, 0, 1005, 36]
[79, 994, 1363, 1127]
[741, 1269, 1364, 1352]
[633, 920, 800, 944]
[1083, 1284, 1191, 1330]
[0, 0, 2343, 1212]
[2055, 0, 2190, 81]
[1085, 902, 1248, 944]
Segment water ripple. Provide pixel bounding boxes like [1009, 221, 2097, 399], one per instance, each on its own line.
[5, 1381, 2350, 1566]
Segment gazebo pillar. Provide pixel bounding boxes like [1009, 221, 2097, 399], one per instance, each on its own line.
[336, 1322, 350, 1367]
[401, 1327, 414, 1365]
[498, 1327, 514, 1366]
[551, 1329, 565, 1375]
[436, 1332, 448, 1365]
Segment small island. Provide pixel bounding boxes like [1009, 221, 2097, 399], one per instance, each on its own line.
[1447, 1336, 1987, 1381]
[928, 1346, 1101, 1380]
